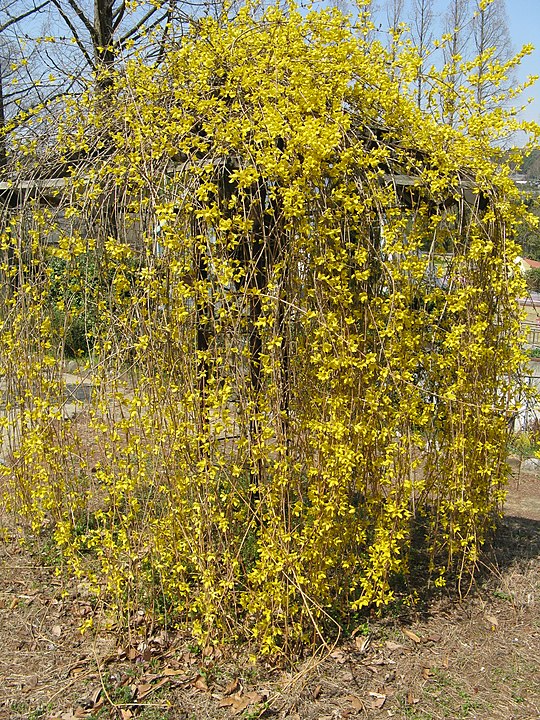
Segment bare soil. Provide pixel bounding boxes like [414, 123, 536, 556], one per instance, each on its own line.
[1, 463, 539, 720]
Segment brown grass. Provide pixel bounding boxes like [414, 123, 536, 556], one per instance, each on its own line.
[0, 465, 539, 720]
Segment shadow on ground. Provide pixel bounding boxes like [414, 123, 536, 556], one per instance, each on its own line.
[491, 514, 540, 563]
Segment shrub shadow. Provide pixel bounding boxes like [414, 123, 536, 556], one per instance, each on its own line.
[481, 514, 540, 573]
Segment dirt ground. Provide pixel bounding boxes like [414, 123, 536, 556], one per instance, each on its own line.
[1, 463, 539, 720]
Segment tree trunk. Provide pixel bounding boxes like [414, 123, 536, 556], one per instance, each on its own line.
[94, 0, 115, 88]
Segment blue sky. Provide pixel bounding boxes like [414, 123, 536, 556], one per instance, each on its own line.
[505, 0, 540, 124]
[414, 0, 539, 130]
[367, 0, 540, 127]
[427, 0, 540, 124]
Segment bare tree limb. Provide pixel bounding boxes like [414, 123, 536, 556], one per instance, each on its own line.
[118, 3, 161, 44]
[0, 1, 48, 33]
[112, 0, 125, 30]
[60, 0, 96, 39]
[49, 0, 96, 69]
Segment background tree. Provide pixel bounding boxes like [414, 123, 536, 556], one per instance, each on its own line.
[516, 196, 540, 261]
[0, 0, 196, 170]
[471, 0, 513, 108]
[383, 0, 406, 67]
[43, 0, 191, 86]
[385, 0, 405, 30]
[0, 1, 50, 170]
[441, 0, 471, 125]
[526, 267, 540, 293]
[409, 0, 434, 108]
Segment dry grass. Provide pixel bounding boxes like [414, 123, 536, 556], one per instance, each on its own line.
[0, 466, 539, 720]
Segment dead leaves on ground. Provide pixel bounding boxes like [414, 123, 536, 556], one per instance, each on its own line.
[402, 628, 422, 644]
[218, 690, 266, 715]
[50, 625, 448, 719]
[485, 613, 499, 630]
[320, 626, 446, 716]
[215, 676, 268, 716]
[51, 663, 194, 719]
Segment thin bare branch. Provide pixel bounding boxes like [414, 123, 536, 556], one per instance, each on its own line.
[59, 0, 95, 39]
[0, 0, 49, 33]
[118, 3, 161, 44]
[112, 0, 125, 30]
[49, 0, 96, 69]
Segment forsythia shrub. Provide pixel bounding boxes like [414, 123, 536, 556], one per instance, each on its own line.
[0, 3, 537, 654]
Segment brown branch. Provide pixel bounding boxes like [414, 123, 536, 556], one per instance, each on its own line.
[49, 0, 96, 68]
[118, 3, 161, 45]
[112, 0, 125, 31]
[59, 0, 95, 40]
[0, 0, 49, 33]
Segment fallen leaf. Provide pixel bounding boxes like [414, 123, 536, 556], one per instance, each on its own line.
[313, 683, 322, 699]
[202, 645, 214, 657]
[140, 673, 160, 683]
[120, 711, 133, 720]
[52, 624, 62, 638]
[345, 694, 364, 710]
[330, 649, 347, 663]
[368, 691, 386, 709]
[219, 692, 261, 714]
[244, 691, 263, 703]
[219, 697, 236, 708]
[224, 677, 240, 695]
[127, 647, 138, 661]
[137, 677, 169, 699]
[403, 629, 422, 644]
[485, 614, 499, 630]
[355, 634, 371, 653]
[422, 667, 433, 679]
[232, 700, 252, 715]
[220, 694, 250, 713]
[385, 640, 405, 652]
[163, 667, 187, 677]
[194, 674, 209, 691]
[136, 683, 152, 698]
[150, 630, 169, 647]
